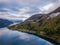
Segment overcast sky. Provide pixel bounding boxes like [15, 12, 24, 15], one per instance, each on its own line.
[0, 0, 60, 21]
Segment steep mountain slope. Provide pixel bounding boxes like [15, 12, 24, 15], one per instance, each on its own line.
[8, 7, 60, 44]
[8, 15, 60, 44]
[26, 7, 60, 22]
[48, 7, 60, 15]
[26, 14, 48, 21]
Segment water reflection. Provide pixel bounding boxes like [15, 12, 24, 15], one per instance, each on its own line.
[0, 19, 53, 45]
[0, 28, 53, 45]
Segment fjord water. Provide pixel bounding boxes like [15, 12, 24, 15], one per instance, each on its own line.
[0, 20, 53, 45]
[0, 28, 53, 45]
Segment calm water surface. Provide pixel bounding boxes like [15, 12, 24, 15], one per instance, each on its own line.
[0, 20, 53, 45]
[0, 27, 53, 45]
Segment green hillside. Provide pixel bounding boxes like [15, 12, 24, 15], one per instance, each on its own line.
[8, 15, 60, 43]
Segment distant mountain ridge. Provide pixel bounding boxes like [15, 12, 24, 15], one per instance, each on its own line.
[0, 18, 23, 28]
[0, 19, 13, 28]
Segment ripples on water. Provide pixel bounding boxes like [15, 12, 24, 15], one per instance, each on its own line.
[0, 27, 53, 45]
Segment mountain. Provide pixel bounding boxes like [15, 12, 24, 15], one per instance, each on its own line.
[8, 7, 60, 44]
[48, 7, 60, 15]
[25, 14, 48, 22]
[8, 15, 60, 44]
[26, 7, 60, 22]
[48, 7, 60, 18]
[0, 18, 23, 28]
[0, 19, 13, 28]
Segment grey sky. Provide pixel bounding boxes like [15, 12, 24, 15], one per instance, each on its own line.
[0, 0, 60, 21]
